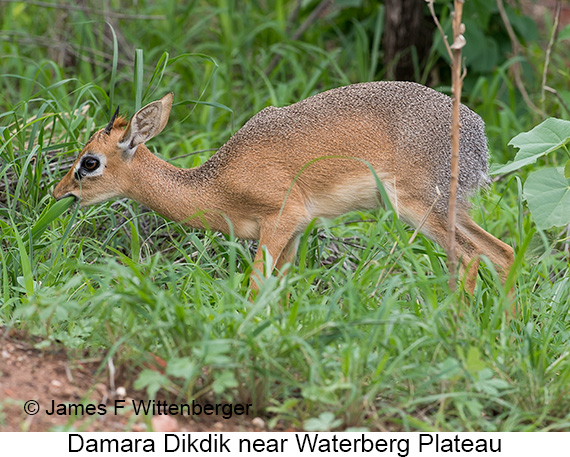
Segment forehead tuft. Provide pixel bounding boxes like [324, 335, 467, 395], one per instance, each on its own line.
[84, 116, 129, 148]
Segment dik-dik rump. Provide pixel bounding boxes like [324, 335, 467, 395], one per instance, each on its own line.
[53, 81, 514, 292]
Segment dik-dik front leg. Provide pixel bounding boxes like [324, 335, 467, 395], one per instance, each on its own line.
[249, 197, 309, 293]
[250, 229, 293, 292]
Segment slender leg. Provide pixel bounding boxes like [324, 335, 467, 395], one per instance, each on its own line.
[249, 212, 306, 293]
[274, 236, 300, 274]
[456, 215, 516, 314]
[410, 204, 513, 294]
[454, 226, 482, 294]
[457, 215, 514, 281]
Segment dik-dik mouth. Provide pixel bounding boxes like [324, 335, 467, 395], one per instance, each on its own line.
[53, 192, 78, 203]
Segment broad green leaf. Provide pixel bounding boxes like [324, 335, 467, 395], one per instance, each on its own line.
[134, 369, 169, 399]
[523, 167, 570, 229]
[565, 160, 570, 179]
[465, 347, 486, 375]
[304, 412, 342, 432]
[212, 370, 238, 394]
[165, 357, 197, 379]
[491, 118, 570, 175]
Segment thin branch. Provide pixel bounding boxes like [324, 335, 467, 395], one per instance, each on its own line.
[425, 0, 453, 61]
[286, 0, 304, 34]
[447, 0, 466, 292]
[496, 0, 544, 116]
[544, 86, 570, 117]
[290, 0, 333, 43]
[541, 1, 561, 112]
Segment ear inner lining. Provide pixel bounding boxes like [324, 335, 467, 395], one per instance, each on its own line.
[118, 94, 173, 155]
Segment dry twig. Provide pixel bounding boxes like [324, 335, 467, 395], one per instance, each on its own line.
[427, 0, 466, 291]
[447, 0, 466, 291]
[496, 0, 544, 116]
[541, 1, 561, 112]
[425, 0, 453, 61]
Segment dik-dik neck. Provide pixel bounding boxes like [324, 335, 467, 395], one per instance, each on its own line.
[125, 147, 227, 232]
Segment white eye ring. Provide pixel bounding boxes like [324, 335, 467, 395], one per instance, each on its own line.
[74, 153, 106, 180]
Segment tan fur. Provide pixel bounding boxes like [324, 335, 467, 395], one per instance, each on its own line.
[53, 83, 514, 292]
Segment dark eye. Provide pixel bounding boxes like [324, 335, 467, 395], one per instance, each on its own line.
[82, 157, 100, 171]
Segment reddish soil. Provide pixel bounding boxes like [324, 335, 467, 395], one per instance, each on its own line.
[0, 329, 264, 432]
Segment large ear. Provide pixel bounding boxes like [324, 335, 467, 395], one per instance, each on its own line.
[119, 92, 173, 156]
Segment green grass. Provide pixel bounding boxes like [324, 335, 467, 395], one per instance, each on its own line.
[1, 0, 570, 431]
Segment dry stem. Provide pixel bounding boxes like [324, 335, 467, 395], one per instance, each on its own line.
[447, 0, 466, 292]
[541, 1, 561, 112]
[496, 0, 543, 116]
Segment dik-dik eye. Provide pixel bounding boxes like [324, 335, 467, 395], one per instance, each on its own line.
[75, 154, 105, 181]
[82, 156, 100, 171]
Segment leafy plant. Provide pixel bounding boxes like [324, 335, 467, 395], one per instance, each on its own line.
[304, 412, 342, 432]
[492, 118, 570, 229]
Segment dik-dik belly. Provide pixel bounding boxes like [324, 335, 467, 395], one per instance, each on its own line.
[304, 173, 394, 220]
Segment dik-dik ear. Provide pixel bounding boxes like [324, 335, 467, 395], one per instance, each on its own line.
[119, 92, 173, 156]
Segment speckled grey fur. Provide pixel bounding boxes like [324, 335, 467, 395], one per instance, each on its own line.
[201, 81, 488, 214]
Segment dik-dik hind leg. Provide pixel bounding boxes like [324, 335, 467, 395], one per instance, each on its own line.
[457, 215, 515, 281]
[416, 209, 508, 293]
[445, 213, 514, 293]
[274, 237, 300, 275]
[453, 227, 482, 293]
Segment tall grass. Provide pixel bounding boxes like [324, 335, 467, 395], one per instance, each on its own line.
[1, 0, 570, 431]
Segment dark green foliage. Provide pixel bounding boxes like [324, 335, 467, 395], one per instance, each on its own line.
[1, 0, 569, 431]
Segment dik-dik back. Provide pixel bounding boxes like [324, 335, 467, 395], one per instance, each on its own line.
[224, 81, 488, 218]
[53, 81, 514, 292]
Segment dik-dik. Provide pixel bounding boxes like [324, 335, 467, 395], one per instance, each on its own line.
[53, 81, 514, 292]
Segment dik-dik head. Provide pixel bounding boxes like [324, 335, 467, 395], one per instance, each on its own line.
[53, 93, 174, 206]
